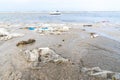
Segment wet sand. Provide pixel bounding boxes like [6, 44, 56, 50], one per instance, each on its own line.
[0, 22, 120, 79]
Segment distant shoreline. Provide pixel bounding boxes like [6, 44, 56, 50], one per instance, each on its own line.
[0, 11, 120, 14]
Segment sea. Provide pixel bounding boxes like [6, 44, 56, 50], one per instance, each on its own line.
[0, 11, 120, 23]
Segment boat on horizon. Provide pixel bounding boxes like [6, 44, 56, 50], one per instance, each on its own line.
[49, 11, 61, 15]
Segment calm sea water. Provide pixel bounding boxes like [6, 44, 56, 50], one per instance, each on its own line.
[0, 11, 120, 23]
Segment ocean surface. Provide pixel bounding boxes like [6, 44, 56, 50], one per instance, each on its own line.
[0, 11, 120, 23]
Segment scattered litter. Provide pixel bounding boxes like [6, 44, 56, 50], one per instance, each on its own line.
[16, 39, 36, 47]
[0, 28, 9, 35]
[28, 27, 35, 30]
[25, 26, 70, 35]
[58, 26, 70, 32]
[0, 35, 12, 41]
[20, 24, 70, 35]
[0, 28, 24, 41]
[40, 27, 49, 31]
[90, 32, 99, 38]
[38, 27, 53, 33]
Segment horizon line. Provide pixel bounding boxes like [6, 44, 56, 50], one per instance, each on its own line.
[0, 11, 119, 13]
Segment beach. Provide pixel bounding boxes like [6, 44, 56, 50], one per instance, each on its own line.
[0, 21, 120, 80]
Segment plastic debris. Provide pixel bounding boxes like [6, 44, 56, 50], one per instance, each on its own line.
[0, 28, 9, 35]
[38, 26, 70, 35]
[0, 28, 24, 41]
[58, 26, 70, 32]
[90, 32, 99, 38]
[28, 27, 35, 30]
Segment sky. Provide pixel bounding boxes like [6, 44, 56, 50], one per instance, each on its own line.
[0, 0, 120, 11]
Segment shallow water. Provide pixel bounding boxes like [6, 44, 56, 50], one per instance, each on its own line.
[84, 25, 120, 43]
[0, 11, 120, 23]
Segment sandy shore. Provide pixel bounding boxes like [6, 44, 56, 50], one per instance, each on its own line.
[0, 22, 120, 80]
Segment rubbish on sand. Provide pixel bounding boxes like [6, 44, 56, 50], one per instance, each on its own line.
[28, 27, 35, 30]
[90, 32, 99, 38]
[0, 35, 12, 41]
[40, 27, 49, 31]
[58, 26, 70, 32]
[20, 27, 36, 30]
[38, 26, 70, 35]
[20, 27, 30, 29]
[20, 25, 70, 35]
[0, 28, 9, 35]
[16, 39, 36, 47]
[0, 28, 24, 41]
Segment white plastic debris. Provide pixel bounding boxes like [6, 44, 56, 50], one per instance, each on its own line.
[91, 34, 99, 38]
[0, 35, 12, 41]
[0, 28, 24, 41]
[59, 26, 70, 32]
[0, 28, 9, 35]
[37, 26, 70, 35]
[90, 33, 99, 38]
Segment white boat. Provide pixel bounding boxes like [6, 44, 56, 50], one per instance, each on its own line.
[49, 11, 61, 15]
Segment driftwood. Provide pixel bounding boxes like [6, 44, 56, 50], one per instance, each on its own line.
[16, 39, 36, 47]
[83, 24, 92, 27]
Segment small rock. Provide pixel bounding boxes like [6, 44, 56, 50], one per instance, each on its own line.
[58, 44, 62, 47]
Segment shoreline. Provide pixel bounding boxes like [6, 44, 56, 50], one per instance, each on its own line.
[0, 22, 120, 79]
[0, 22, 120, 41]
